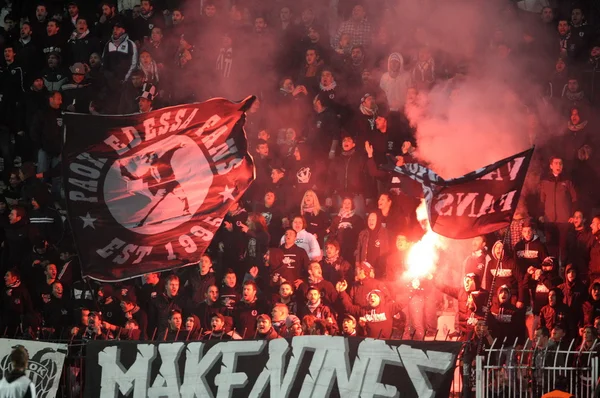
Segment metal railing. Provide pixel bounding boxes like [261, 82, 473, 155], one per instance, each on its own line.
[475, 338, 599, 398]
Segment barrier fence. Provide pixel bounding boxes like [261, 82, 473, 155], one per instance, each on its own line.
[475, 338, 599, 398]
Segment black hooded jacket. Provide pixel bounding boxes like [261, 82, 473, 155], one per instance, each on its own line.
[583, 279, 600, 325]
[558, 264, 587, 329]
[539, 288, 573, 337]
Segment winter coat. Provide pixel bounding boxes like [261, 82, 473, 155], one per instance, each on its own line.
[558, 264, 587, 329]
[102, 33, 138, 82]
[60, 81, 95, 113]
[297, 280, 338, 308]
[67, 33, 102, 65]
[297, 300, 335, 322]
[328, 213, 364, 263]
[232, 299, 271, 338]
[485, 241, 525, 302]
[540, 174, 577, 223]
[566, 226, 593, 281]
[439, 282, 489, 334]
[303, 210, 330, 247]
[540, 301, 572, 337]
[327, 148, 368, 196]
[583, 279, 600, 325]
[348, 277, 391, 308]
[185, 270, 216, 304]
[356, 226, 390, 277]
[320, 257, 353, 285]
[30, 106, 63, 155]
[589, 232, 600, 279]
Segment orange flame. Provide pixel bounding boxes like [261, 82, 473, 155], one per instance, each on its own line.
[404, 200, 446, 280]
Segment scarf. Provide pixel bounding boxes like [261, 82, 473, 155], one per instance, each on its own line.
[124, 305, 140, 320]
[338, 208, 355, 219]
[307, 299, 321, 312]
[565, 90, 584, 101]
[280, 87, 293, 95]
[6, 280, 20, 289]
[111, 33, 128, 48]
[302, 206, 315, 214]
[341, 148, 355, 157]
[568, 120, 588, 132]
[139, 60, 159, 83]
[325, 254, 339, 264]
[305, 59, 324, 77]
[413, 59, 435, 83]
[320, 80, 337, 91]
[70, 29, 89, 41]
[559, 33, 571, 51]
[360, 103, 378, 116]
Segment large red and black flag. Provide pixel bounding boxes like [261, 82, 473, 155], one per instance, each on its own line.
[63, 97, 256, 281]
[387, 148, 534, 239]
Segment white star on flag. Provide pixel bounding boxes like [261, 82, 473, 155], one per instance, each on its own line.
[80, 212, 97, 229]
[218, 185, 236, 203]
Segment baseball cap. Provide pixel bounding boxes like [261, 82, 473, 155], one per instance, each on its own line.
[70, 62, 85, 75]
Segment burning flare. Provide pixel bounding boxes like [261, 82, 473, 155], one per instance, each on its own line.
[405, 200, 445, 280]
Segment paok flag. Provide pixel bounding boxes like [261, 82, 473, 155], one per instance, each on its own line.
[63, 97, 256, 281]
[388, 148, 533, 239]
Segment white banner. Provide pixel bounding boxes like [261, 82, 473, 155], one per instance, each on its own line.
[0, 338, 68, 398]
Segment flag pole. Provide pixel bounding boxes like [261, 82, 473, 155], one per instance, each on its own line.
[477, 223, 512, 356]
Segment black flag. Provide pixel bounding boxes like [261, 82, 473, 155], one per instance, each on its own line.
[63, 97, 256, 281]
[388, 148, 533, 239]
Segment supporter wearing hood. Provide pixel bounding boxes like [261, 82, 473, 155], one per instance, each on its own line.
[583, 279, 600, 325]
[484, 240, 524, 306]
[183, 314, 202, 340]
[326, 201, 363, 274]
[337, 281, 402, 339]
[379, 52, 410, 112]
[489, 285, 527, 345]
[529, 257, 563, 315]
[540, 288, 572, 338]
[356, 212, 390, 277]
[558, 264, 587, 329]
[436, 272, 489, 338]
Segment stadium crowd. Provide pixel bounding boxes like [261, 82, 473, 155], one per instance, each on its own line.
[1, 0, 600, 386]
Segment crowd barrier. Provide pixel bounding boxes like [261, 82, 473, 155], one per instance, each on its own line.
[475, 338, 599, 398]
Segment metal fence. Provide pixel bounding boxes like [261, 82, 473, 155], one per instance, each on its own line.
[475, 338, 599, 398]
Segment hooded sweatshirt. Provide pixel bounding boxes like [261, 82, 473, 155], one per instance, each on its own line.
[558, 264, 587, 329]
[379, 53, 411, 111]
[489, 286, 526, 345]
[539, 288, 572, 337]
[484, 240, 524, 302]
[583, 279, 600, 325]
[356, 219, 390, 277]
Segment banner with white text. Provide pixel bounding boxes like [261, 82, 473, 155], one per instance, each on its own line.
[0, 338, 68, 398]
[63, 97, 256, 281]
[388, 148, 534, 239]
[84, 337, 461, 397]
